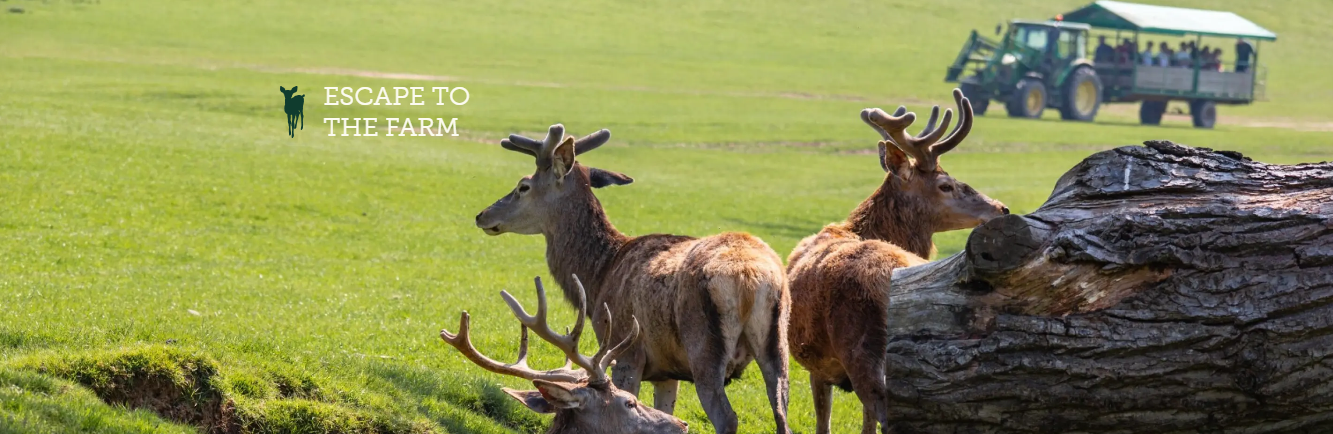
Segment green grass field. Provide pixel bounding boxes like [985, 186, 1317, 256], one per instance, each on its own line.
[1, 0, 1330, 432]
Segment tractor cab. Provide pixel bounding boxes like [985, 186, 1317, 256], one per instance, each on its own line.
[946, 19, 1093, 120]
[1004, 21, 1088, 75]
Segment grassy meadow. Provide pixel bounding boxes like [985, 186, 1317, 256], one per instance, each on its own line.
[1, 0, 1330, 432]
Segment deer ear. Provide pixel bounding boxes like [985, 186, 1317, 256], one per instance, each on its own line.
[588, 168, 633, 188]
[880, 141, 912, 180]
[503, 388, 557, 414]
[291, 86, 298, 93]
[550, 136, 576, 180]
[280, 86, 287, 92]
[532, 380, 582, 409]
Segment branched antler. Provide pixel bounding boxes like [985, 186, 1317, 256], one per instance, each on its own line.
[860, 89, 974, 173]
[440, 275, 640, 386]
[499, 124, 612, 167]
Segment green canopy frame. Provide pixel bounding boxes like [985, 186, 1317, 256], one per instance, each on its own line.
[1060, 1, 1277, 41]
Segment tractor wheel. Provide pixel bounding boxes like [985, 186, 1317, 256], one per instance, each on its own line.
[1139, 100, 1167, 125]
[960, 83, 990, 116]
[1060, 67, 1102, 121]
[1190, 100, 1217, 129]
[1007, 79, 1046, 119]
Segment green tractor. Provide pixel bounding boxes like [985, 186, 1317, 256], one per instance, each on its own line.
[945, 1, 1276, 128]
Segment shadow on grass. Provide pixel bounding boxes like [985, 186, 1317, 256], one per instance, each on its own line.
[362, 362, 546, 434]
[992, 114, 1208, 131]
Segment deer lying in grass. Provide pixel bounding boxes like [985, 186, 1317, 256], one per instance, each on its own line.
[474, 124, 791, 434]
[441, 276, 689, 434]
[786, 89, 1008, 434]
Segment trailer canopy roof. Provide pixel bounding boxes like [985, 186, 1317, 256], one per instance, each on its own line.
[1060, 1, 1277, 41]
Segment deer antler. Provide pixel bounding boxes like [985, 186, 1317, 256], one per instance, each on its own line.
[860, 88, 974, 173]
[440, 311, 586, 383]
[499, 124, 612, 164]
[441, 275, 639, 386]
[928, 89, 974, 163]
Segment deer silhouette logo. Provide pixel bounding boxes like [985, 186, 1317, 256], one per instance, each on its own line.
[280, 86, 304, 138]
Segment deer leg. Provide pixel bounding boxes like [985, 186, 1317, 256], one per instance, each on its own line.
[687, 355, 738, 434]
[680, 303, 741, 434]
[746, 303, 791, 434]
[610, 346, 645, 396]
[811, 377, 833, 434]
[849, 367, 889, 434]
[651, 380, 679, 414]
[829, 284, 891, 434]
[840, 335, 890, 434]
[299, 111, 303, 130]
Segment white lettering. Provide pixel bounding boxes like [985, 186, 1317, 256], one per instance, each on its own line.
[438, 118, 458, 136]
[449, 87, 469, 105]
[410, 87, 424, 106]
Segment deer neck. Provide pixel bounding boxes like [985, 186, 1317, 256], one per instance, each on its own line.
[548, 413, 592, 434]
[845, 182, 936, 259]
[542, 190, 629, 307]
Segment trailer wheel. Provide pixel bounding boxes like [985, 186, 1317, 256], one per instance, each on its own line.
[1139, 100, 1167, 125]
[1190, 100, 1217, 129]
[960, 83, 990, 116]
[1007, 79, 1046, 119]
[1060, 67, 1101, 121]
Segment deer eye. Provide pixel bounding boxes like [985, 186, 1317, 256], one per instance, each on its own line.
[939, 184, 954, 193]
[625, 400, 636, 409]
[518, 184, 531, 194]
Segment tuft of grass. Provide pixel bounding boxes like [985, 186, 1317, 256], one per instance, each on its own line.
[0, 368, 197, 434]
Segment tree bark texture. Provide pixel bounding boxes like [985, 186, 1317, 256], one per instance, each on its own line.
[884, 141, 1333, 433]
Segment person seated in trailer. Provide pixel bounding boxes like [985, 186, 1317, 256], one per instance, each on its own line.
[1094, 35, 1115, 63]
[1213, 48, 1225, 71]
[1201, 45, 1219, 71]
[1174, 41, 1192, 67]
[1157, 42, 1173, 67]
[1235, 38, 1254, 72]
[1141, 40, 1155, 66]
[1119, 38, 1136, 64]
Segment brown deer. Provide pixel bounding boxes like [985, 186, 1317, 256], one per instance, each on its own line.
[474, 124, 791, 434]
[786, 89, 1008, 434]
[440, 276, 689, 434]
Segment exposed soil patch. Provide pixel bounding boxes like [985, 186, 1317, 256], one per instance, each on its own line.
[90, 366, 240, 434]
[19, 348, 241, 434]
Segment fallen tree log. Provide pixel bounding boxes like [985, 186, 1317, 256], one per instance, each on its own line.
[884, 141, 1333, 433]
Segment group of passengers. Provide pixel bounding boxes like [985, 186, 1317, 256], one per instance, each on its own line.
[1094, 36, 1254, 72]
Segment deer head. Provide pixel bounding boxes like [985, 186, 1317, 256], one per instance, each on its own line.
[440, 276, 688, 434]
[475, 124, 632, 235]
[859, 89, 1008, 232]
[280, 86, 298, 99]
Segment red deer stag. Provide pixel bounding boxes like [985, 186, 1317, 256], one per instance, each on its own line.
[474, 124, 791, 434]
[441, 276, 689, 434]
[786, 89, 1008, 434]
